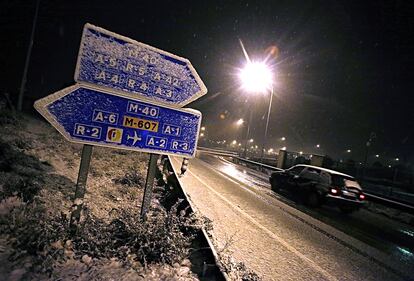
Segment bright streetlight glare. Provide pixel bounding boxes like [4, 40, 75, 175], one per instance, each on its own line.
[236, 118, 244, 126]
[239, 61, 273, 93]
[316, 144, 320, 148]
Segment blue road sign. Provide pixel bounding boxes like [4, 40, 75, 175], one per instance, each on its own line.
[34, 85, 201, 157]
[74, 23, 207, 107]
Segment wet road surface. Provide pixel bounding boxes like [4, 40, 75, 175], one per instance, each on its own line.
[171, 152, 414, 281]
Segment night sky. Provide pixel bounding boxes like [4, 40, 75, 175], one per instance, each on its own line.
[2, 0, 413, 163]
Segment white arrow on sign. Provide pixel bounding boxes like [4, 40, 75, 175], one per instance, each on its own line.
[74, 23, 207, 107]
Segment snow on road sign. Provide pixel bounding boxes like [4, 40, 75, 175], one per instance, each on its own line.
[75, 23, 207, 107]
[34, 85, 201, 158]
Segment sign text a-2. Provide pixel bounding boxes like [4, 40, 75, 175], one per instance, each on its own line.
[75, 23, 207, 107]
[34, 85, 202, 158]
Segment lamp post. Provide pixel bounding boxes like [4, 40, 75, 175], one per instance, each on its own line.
[239, 61, 274, 161]
[260, 86, 274, 164]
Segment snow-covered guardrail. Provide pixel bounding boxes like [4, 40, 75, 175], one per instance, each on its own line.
[160, 156, 228, 281]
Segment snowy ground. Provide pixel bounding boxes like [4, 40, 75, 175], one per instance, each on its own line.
[0, 111, 199, 280]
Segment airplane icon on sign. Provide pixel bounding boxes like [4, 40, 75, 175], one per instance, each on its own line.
[126, 131, 142, 146]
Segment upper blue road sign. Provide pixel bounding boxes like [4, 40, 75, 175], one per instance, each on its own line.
[74, 23, 207, 107]
[34, 85, 201, 157]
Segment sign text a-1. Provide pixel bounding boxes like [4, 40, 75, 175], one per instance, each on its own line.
[34, 85, 202, 158]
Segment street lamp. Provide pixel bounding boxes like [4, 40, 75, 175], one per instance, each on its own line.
[236, 118, 244, 126]
[346, 149, 351, 153]
[239, 61, 274, 162]
[316, 144, 320, 148]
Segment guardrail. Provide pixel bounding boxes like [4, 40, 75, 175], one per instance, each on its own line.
[160, 156, 228, 281]
[364, 192, 414, 215]
[198, 149, 414, 215]
[197, 147, 283, 174]
[197, 146, 239, 157]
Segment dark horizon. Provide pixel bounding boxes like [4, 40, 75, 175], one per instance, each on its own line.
[1, 0, 413, 163]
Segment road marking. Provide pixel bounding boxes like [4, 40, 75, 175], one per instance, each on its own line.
[185, 166, 339, 281]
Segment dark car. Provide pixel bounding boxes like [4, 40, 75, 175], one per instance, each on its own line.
[269, 164, 365, 214]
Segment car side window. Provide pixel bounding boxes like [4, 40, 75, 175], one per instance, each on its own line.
[301, 168, 320, 181]
[319, 171, 331, 184]
[288, 166, 303, 175]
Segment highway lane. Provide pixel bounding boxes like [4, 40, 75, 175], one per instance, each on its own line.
[170, 152, 413, 281]
[199, 153, 414, 263]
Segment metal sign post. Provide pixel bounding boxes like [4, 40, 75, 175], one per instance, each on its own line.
[140, 153, 159, 220]
[70, 144, 93, 231]
[34, 23, 207, 231]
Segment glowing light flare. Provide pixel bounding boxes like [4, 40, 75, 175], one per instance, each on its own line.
[239, 61, 273, 93]
[236, 118, 244, 126]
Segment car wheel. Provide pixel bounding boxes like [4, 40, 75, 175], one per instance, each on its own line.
[270, 180, 280, 192]
[306, 191, 320, 207]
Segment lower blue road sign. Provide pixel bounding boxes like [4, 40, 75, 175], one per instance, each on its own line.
[34, 85, 201, 157]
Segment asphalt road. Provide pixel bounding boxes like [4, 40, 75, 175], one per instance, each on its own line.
[171, 152, 414, 281]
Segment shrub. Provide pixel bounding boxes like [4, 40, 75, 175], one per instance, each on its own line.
[113, 167, 144, 187]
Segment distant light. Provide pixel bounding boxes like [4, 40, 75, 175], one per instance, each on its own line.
[236, 118, 244, 126]
[200, 133, 205, 137]
[239, 61, 273, 93]
[201, 126, 206, 131]
[395, 158, 399, 161]
[299, 151, 303, 155]
[316, 144, 320, 148]
[249, 138, 254, 143]
[268, 148, 274, 153]
[388, 165, 392, 168]
[232, 140, 237, 145]
[281, 146, 287, 150]
[238, 143, 242, 146]
[255, 145, 258, 149]
[281, 137, 286, 141]
[346, 149, 351, 153]
[375, 154, 380, 158]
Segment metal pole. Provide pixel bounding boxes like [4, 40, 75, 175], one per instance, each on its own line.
[243, 108, 253, 158]
[362, 141, 370, 179]
[140, 153, 159, 220]
[18, 0, 40, 111]
[260, 86, 274, 164]
[70, 144, 93, 232]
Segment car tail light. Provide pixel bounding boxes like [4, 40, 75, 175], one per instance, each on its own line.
[359, 194, 365, 200]
[330, 188, 339, 195]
